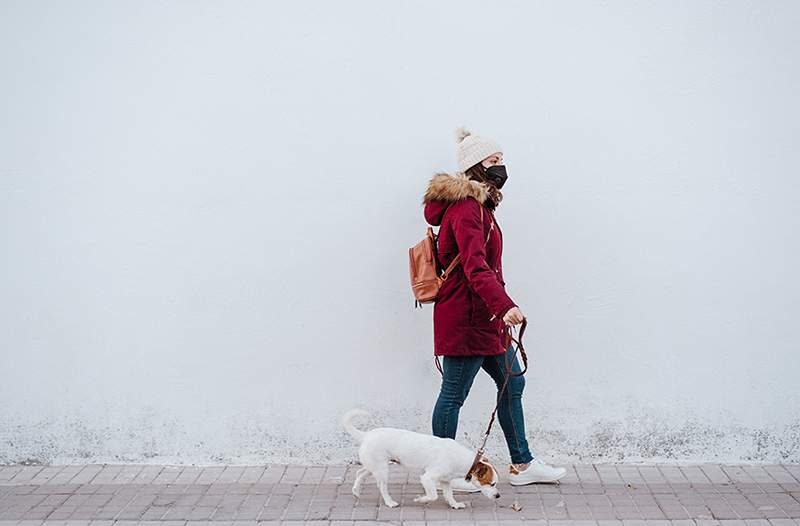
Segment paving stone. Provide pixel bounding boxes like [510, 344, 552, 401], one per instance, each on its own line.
[0, 464, 798, 524]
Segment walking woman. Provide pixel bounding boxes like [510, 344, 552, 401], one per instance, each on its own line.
[421, 128, 566, 491]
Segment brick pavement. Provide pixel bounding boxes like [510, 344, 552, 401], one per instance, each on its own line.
[1, 463, 799, 525]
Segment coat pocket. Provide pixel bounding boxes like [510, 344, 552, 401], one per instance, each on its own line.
[469, 290, 492, 325]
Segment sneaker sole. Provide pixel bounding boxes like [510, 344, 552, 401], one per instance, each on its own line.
[508, 469, 568, 486]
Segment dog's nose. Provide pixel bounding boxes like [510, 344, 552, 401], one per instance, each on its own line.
[495, 493, 501, 498]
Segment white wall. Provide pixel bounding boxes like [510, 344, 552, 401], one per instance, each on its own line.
[1, 1, 799, 465]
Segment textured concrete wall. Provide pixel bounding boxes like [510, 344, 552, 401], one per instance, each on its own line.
[1, 1, 799, 465]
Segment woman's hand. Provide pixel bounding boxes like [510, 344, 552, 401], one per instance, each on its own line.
[503, 306, 525, 326]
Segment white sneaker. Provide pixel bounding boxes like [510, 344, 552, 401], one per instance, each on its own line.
[437, 477, 481, 493]
[508, 458, 567, 485]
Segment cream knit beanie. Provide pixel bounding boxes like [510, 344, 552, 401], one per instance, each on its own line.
[455, 127, 502, 173]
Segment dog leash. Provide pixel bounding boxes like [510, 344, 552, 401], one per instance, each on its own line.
[464, 317, 528, 481]
[434, 316, 528, 377]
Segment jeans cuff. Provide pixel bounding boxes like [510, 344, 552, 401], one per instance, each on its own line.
[511, 453, 534, 464]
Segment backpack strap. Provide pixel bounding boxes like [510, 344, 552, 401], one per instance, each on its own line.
[440, 203, 493, 281]
[440, 253, 462, 280]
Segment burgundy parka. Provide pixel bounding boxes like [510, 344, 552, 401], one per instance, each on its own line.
[422, 172, 518, 357]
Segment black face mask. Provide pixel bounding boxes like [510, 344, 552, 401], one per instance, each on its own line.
[484, 164, 508, 189]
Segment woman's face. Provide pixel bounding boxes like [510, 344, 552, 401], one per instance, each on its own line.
[481, 153, 503, 168]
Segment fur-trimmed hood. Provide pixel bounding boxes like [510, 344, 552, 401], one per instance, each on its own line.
[422, 172, 490, 226]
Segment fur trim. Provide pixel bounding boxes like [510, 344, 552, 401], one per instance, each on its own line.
[422, 172, 489, 204]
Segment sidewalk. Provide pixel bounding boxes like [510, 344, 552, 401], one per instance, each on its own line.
[1, 463, 799, 525]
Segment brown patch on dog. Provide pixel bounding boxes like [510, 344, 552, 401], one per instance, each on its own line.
[469, 460, 495, 486]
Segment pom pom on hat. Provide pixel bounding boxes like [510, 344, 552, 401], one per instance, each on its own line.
[455, 127, 472, 143]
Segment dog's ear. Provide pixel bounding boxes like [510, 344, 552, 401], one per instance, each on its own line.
[466, 463, 485, 482]
[473, 462, 493, 485]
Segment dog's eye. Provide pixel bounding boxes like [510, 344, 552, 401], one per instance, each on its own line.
[490, 482, 496, 487]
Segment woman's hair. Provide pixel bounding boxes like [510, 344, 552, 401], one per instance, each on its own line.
[465, 163, 503, 210]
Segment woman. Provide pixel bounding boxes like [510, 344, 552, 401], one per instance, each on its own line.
[421, 128, 566, 491]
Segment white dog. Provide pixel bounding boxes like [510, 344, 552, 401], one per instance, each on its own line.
[340, 408, 501, 509]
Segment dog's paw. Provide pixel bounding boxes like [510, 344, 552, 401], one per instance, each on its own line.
[384, 499, 399, 508]
[449, 501, 466, 509]
[414, 495, 436, 503]
[351, 488, 360, 498]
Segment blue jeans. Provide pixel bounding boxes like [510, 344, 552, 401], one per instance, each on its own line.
[432, 344, 534, 464]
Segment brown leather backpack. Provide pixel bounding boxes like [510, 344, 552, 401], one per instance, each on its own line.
[409, 204, 492, 307]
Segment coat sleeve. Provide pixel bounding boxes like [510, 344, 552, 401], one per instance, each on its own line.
[450, 198, 517, 321]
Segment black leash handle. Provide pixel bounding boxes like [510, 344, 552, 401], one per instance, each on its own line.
[508, 317, 528, 376]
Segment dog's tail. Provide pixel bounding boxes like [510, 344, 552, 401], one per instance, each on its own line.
[340, 408, 371, 444]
